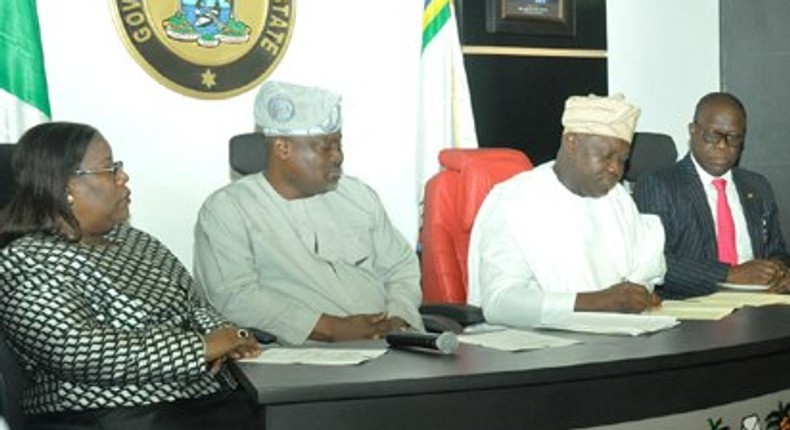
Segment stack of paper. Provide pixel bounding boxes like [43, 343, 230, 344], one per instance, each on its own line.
[646, 300, 735, 320]
[693, 291, 790, 307]
[717, 282, 769, 292]
[536, 313, 679, 336]
[240, 348, 387, 366]
[458, 328, 580, 352]
[645, 288, 790, 320]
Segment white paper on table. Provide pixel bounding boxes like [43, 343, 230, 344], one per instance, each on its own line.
[458, 328, 580, 352]
[645, 300, 734, 320]
[718, 282, 769, 292]
[239, 347, 387, 366]
[689, 291, 790, 307]
[536, 312, 679, 336]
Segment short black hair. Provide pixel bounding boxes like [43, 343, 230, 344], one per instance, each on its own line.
[693, 92, 747, 124]
[0, 122, 97, 247]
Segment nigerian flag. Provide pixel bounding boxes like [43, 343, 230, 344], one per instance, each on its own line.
[416, 0, 477, 198]
[1, 0, 50, 142]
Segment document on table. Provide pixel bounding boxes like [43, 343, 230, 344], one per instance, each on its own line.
[239, 347, 387, 366]
[536, 313, 679, 336]
[689, 291, 790, 307]
[717, 282, 769, 292]
[644, 290, 790, 320]
[645, 300, 735, 320]
[458, 328, 580, 352]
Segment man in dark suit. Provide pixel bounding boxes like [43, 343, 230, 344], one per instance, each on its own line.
[633, 92, 790, 298]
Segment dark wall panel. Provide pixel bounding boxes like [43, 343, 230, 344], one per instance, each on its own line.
[457, 0, 608, 164]
[466, 56, 607, 163]
[721, 0, 790, 246]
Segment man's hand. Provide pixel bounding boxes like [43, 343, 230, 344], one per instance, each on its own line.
[727, 259, 786, 286]
[384, 316, 410, 332]
[311, 313, 393, 342]
[575, 282, 661, 313]
[766, 258, 790, 293]
[768, 274, 790, 293]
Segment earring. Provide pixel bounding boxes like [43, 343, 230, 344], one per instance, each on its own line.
[67, 194, 75, 205]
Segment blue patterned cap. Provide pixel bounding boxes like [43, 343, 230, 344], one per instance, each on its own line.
[254, 81, 342, 136]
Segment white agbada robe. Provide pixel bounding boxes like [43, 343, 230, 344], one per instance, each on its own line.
[467, 161, 666, 327]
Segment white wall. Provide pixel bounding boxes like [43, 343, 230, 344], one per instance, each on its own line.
[37, 1, 423, 268]
[606, 0, 720, 156]
[36, 1, 720, 267]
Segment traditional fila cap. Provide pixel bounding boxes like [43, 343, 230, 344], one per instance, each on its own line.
[253, 80, 342, 137]
[561, 93, 640, 143]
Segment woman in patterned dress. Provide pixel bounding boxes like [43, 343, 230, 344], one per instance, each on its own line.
[0, 122, 261, 430]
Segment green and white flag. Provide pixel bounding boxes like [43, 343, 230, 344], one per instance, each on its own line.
[416, 0, 477, 197]
[1, 0, 50, 142]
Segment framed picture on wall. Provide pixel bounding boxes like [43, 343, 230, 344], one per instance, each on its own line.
[486, 0, 576, 36]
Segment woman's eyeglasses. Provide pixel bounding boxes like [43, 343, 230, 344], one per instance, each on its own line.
[74, 160, 125, 178]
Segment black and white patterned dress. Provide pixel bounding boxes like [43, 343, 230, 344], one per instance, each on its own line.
[0, 224, 233, 415]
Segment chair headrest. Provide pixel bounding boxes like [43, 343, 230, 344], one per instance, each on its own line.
[624, 132, 677, 181]
[438, 148, 533, 230]
[229, 133, 267, 175]
[439, 148, 529, 171]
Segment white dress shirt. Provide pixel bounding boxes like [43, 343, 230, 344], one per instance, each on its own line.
[690, 154, 754, 263]
[467, 162, 666, 327]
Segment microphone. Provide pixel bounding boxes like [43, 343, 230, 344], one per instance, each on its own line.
[385, 331, 459, 355]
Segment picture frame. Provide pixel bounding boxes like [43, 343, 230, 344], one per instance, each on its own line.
[486, 0, 576, 36]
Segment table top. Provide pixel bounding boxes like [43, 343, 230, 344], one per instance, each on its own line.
[234, 305, 790, 405]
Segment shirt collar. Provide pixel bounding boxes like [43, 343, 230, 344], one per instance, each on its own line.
[689, 151, 733, 185]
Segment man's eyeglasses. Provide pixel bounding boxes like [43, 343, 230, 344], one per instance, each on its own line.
[694, 123, 744, 148]
[74, 161, 124, 178]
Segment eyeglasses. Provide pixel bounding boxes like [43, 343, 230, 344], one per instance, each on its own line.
[694, 123, 744, 148]
[74, 160, 124, 178]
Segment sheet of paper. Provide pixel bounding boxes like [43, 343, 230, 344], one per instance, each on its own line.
[717, 282, 769, 292]
[688, 291, 790, 307]
[239, 347, 387, 366]
[645, 300, 734, 320]
[458, 328, 580, 352]
[536, 313, 679, 336]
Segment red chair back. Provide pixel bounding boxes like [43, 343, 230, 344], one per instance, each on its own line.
[419, 148, 533, 304]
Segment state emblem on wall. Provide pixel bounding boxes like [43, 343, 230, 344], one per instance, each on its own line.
[110, 0, 294, 99]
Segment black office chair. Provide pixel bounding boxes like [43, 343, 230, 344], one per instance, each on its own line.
[624, 132, 678, 184]
[229, 133, 266, 175]
[0, 143, 16, 210]
[0, 331, 27, 430]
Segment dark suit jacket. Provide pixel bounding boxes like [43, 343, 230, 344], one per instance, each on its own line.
[633, 154, 789, 298]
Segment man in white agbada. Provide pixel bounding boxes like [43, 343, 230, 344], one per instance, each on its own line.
[467, 94, 666, 327]
[193, 81, 423, 345]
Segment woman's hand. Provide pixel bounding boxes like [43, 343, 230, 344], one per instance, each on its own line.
[203, 326, 263, 363]
[207, 356, 226, 376]
[227, 330, 263, 360]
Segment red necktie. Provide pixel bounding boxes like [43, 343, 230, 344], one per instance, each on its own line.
[713, 178, 737, 266]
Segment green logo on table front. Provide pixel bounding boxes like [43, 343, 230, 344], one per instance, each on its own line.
[707, 401, 790, 430]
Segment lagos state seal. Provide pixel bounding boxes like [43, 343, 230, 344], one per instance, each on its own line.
[110, 0, 294, 99]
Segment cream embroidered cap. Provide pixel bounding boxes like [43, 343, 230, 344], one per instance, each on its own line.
[561, 93, 640, 143]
